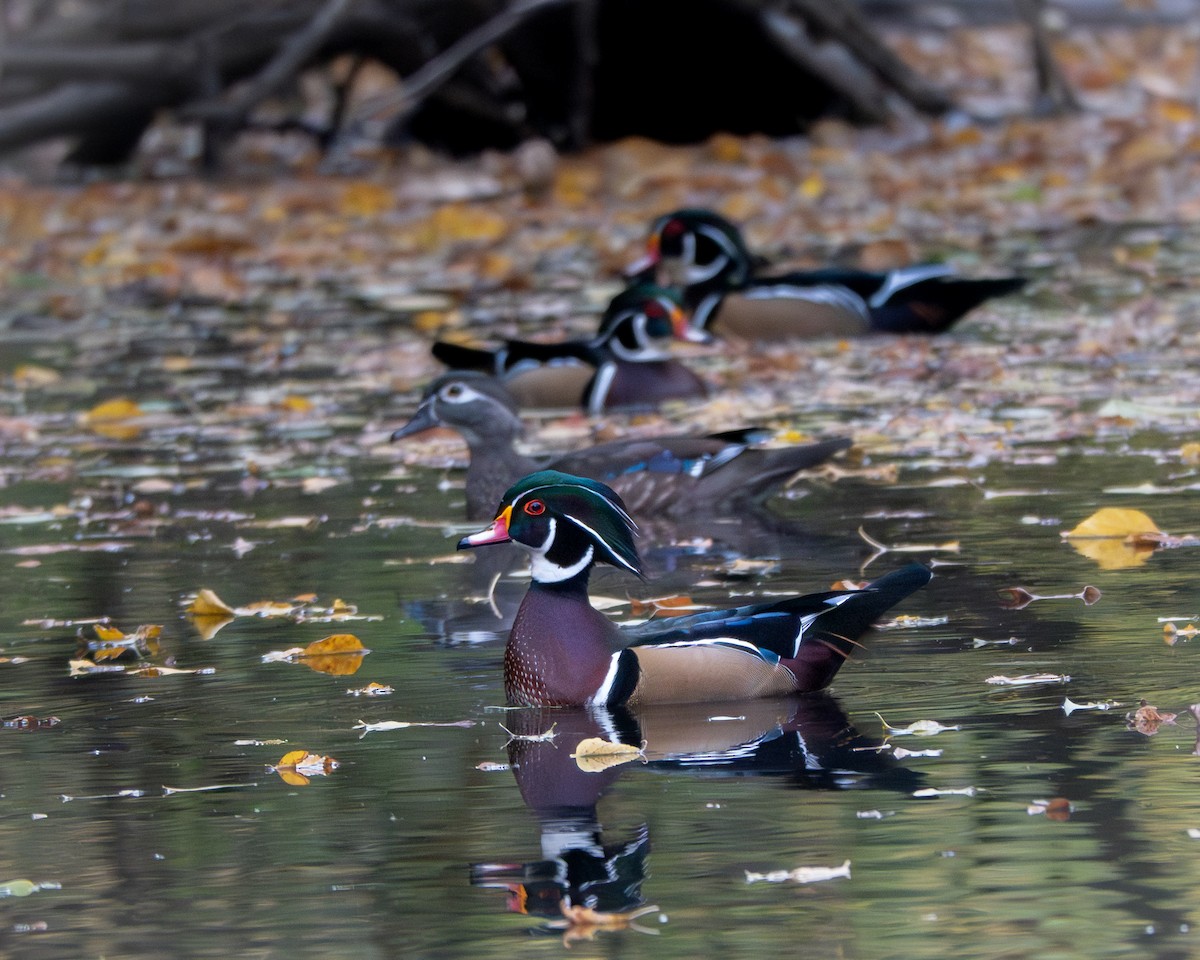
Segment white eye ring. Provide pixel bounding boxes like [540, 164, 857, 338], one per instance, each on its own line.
[439, 382, 484, 404]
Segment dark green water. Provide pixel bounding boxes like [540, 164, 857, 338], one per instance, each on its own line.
[1, 275, 1199, 959]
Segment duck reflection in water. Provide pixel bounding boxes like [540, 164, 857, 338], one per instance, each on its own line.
[470, 695, 921, 938]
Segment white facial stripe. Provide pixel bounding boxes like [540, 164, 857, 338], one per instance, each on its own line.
[562, 512, 639, 575]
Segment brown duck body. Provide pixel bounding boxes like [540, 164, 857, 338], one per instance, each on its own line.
[706, 291, 872, 340]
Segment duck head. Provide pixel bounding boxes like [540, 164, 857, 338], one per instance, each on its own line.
[592, 284, 709, 361]
[391, 372, 523, 446]
[626, 209, 754, 294]
[458, 470, 642, 584]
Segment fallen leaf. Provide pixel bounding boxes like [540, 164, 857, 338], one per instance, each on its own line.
[744, 859, 851, 884]
[876, 713, 961, 737]
[1027, 797, 1073, 820]
[1062, 698, 1122, 715]
[347, 682, 393, 697]
[1063, 507, 1161, 539]
[570, 737, 647, 772]
[299, 633, 368, 676]
[186, 589, 235, 617]
[1126, 702, 1176, 736]
[271, 750, 339, 786]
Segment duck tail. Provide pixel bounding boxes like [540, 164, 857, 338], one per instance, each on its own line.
[870, 276, 1027, 334]
[788, 563, 933, 690]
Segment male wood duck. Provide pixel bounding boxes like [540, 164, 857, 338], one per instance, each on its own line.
[626, 209, 1027, 340]
[430, 284, 709, 413]
[457, 470, 932, 707]
[391, 371, 850, 520]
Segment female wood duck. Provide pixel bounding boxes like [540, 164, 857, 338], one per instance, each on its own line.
[392, 372, 849, 520]
[430, 284, 709, 413]
[626, 209, 1027, 340]
[457, 470, 932, 707]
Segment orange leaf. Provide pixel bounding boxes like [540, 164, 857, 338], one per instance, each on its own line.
[302, 634, 364, 656]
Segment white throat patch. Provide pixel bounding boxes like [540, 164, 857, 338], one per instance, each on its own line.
[526, 518, 595, 583]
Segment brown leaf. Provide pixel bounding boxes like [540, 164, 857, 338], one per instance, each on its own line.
[1127, 702, 1177, 735]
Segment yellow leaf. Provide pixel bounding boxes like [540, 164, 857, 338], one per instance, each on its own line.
[429, 204, 508, 243]
[798, 173, 824, 199]
[1063, 508, 1161, 539]
[187, 589, 235, 617]
[84, 398, 142, 422]
[339, 181, 393, 217]
[571, 737, 645, 772]
[1181, 442, 1200, 465]
[277, 394, 313, 413]
[93, 624, 125, 642]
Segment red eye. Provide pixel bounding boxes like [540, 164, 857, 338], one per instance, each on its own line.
[524, 500, 545, 516]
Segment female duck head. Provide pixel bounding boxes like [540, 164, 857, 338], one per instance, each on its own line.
[458, 470, 642, 583]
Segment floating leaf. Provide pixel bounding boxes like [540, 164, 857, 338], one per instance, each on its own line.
[912, 786, 979, 798]
[347, 682, 394, 697]
[744, 860, 851, 884]
[876, 713, 961, 737]
[571, 737, 647, 772]
[299, 633, 368, 676]
[1062, 698, 1122, 715]
[271, 750, 339, 786]
[1063, 507, 1161, 539]
[999, 585, 1102, 609]
[83, 397, 142, 423]
[985, 674, 1071, 686]
[1126, 702, 1177, 736]
[0, 879, 57, 898]
[499, 722, 558, 743]
[353, 719, 475, 737]
[1027, 797, 1073, 820]
[186, 589, 235, 617]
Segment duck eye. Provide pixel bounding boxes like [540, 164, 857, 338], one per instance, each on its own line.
[442, 383, 464, 400]
[523, 500, 545, 516]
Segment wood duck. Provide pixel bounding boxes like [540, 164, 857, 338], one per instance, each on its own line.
[430, 284, 709, 413]
[626, 209, 1027, 340]
[391, 371, 850, 520]
[457, 469, 932, 707]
